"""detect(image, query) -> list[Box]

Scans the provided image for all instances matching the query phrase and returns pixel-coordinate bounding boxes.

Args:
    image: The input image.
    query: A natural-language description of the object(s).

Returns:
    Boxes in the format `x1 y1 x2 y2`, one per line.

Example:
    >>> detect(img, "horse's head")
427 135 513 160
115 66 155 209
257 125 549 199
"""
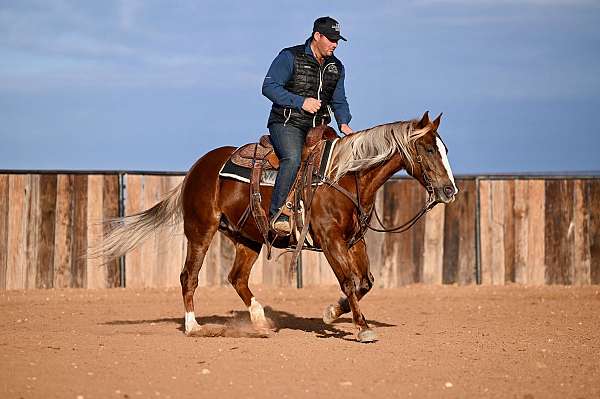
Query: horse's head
406 111 458 205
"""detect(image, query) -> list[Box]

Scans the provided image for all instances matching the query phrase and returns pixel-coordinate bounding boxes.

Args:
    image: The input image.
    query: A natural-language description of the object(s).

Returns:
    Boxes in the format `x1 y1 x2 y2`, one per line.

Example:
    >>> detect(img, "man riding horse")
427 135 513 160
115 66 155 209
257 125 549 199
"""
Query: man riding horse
263 16 354 235
91 17 459 343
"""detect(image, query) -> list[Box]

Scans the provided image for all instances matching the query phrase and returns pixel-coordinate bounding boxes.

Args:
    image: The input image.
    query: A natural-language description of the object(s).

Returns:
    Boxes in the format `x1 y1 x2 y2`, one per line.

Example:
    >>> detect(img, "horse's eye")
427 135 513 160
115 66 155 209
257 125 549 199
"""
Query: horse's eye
426 147 435 155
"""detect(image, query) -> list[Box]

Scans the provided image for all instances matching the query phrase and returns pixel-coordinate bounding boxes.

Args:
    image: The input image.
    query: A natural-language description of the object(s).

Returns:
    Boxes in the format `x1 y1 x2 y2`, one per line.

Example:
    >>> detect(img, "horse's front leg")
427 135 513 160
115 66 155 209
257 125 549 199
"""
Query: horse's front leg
322 239 374 325
321 236 377 343
323 239 374 324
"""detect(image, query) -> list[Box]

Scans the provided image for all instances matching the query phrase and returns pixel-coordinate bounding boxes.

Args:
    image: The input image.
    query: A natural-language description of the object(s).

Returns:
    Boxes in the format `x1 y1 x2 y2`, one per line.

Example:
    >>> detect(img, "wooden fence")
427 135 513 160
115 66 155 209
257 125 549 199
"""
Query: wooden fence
0 172 598 290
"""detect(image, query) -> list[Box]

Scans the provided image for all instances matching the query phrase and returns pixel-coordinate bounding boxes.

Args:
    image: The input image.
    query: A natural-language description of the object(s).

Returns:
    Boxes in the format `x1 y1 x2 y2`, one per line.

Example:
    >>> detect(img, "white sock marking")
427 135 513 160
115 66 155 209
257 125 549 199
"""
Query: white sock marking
249 297 267 324
185 311 199 333
436 137 458 193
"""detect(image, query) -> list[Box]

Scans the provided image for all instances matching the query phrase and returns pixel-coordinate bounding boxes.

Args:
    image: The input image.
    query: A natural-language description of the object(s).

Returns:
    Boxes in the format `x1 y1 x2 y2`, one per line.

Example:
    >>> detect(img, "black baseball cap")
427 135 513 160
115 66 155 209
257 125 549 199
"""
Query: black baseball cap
312 16 347 42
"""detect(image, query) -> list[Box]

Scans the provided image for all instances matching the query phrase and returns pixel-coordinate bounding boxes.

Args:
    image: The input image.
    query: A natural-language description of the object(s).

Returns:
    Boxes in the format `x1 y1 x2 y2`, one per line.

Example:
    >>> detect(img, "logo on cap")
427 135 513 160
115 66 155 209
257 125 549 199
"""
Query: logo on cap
332 23 340 32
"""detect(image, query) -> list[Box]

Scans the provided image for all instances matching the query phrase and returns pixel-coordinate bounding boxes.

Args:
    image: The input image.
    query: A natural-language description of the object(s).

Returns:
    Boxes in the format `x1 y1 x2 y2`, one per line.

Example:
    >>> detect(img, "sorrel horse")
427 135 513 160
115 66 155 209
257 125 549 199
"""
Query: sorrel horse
97 111 457 343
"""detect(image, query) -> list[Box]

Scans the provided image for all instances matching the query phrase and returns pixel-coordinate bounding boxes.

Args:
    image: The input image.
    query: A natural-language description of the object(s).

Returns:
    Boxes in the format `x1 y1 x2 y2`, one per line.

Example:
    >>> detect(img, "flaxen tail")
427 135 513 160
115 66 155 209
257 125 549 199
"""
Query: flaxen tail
88 181 184 260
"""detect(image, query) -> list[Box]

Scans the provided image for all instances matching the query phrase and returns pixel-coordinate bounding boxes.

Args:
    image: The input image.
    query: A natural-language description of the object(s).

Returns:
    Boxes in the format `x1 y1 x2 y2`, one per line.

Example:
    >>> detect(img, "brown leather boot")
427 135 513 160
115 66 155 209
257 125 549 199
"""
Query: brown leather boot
271 214 291 235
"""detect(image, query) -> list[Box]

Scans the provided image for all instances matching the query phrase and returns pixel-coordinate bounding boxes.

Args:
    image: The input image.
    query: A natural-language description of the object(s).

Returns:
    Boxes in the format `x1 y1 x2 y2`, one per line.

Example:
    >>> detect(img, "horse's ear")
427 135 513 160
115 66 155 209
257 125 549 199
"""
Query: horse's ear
417 111 430 129
432 112 443 130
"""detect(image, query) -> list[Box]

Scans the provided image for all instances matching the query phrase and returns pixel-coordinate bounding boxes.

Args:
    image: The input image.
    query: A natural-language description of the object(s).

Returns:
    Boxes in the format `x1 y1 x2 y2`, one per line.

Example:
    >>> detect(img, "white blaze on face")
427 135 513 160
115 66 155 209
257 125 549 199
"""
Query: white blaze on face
436 137 458 194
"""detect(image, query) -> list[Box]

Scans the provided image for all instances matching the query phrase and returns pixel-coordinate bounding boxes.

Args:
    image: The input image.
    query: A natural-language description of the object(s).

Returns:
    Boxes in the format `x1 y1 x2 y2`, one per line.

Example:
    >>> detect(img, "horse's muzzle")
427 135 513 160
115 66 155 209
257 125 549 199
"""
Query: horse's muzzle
434 185 457 204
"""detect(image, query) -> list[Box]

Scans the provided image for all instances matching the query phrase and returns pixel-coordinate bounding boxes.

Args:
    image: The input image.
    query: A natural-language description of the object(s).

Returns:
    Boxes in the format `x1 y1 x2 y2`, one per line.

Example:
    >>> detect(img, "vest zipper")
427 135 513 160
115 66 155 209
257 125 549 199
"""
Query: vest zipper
314 62 335 128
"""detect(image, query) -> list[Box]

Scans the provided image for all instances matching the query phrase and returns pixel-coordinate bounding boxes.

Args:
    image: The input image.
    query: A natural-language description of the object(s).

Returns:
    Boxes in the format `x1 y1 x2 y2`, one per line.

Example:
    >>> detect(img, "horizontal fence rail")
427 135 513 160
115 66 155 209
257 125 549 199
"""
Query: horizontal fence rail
0 172 598 290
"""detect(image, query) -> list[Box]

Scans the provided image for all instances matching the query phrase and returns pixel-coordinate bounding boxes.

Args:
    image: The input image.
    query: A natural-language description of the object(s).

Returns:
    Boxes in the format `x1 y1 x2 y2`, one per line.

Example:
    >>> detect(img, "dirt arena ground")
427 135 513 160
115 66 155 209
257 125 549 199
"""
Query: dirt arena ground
1 285 599 399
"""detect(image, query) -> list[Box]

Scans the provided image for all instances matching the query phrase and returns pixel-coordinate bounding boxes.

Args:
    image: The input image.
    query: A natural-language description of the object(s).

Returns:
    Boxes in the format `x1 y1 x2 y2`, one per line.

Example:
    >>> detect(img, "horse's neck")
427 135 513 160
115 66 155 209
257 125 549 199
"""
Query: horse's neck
357 153 405 207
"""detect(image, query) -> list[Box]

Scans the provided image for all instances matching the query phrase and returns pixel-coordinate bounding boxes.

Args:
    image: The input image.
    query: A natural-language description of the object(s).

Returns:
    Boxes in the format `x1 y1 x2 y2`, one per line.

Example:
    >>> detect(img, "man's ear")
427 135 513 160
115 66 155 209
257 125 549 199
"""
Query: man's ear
416 111 430 129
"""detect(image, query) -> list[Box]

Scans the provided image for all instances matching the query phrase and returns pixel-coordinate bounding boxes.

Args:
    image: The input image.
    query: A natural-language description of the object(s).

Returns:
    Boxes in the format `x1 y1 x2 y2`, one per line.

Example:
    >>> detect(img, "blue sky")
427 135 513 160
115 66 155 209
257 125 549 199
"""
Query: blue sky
1 0 599 173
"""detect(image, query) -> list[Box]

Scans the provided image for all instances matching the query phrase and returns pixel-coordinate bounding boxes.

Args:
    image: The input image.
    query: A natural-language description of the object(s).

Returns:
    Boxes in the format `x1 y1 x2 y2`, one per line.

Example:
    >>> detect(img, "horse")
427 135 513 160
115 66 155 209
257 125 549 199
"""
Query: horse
96 111 457 343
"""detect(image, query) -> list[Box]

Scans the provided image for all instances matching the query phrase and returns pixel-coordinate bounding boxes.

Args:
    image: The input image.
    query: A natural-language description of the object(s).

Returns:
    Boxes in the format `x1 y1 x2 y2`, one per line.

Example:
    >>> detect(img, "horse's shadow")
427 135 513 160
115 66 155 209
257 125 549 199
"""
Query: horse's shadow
103 307 396 341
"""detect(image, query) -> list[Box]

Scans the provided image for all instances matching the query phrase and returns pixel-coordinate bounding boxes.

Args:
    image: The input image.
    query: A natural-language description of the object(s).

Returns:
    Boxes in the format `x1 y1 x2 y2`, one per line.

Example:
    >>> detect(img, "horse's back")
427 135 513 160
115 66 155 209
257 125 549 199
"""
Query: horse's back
181 146 237 211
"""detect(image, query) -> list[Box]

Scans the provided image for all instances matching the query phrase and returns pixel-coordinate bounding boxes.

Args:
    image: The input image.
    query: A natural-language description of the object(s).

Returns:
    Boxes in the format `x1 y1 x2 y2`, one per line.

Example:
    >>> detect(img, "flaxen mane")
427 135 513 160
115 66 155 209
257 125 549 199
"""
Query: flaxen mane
328 120 430 182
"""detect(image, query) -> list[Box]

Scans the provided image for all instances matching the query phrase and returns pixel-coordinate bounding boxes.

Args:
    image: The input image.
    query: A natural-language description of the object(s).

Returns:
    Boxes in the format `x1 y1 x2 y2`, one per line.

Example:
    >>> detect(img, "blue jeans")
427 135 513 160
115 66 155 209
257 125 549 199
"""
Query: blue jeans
268 123 308 218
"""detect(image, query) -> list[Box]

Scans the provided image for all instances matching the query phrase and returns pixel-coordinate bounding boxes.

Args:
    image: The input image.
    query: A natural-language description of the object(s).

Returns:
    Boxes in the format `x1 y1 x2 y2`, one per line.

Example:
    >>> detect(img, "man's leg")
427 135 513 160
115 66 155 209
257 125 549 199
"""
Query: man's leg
268 123 306 231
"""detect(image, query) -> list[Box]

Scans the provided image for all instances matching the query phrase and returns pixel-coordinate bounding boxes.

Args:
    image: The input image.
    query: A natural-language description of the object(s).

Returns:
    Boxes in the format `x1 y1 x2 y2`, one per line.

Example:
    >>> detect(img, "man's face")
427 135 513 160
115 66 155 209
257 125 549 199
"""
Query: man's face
313 32 338 57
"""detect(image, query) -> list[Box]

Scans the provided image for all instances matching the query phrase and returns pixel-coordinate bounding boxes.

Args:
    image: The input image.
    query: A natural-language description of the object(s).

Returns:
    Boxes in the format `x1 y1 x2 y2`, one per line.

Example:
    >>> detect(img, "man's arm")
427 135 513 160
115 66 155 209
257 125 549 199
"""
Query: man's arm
329 63 353 134
262 50 305 110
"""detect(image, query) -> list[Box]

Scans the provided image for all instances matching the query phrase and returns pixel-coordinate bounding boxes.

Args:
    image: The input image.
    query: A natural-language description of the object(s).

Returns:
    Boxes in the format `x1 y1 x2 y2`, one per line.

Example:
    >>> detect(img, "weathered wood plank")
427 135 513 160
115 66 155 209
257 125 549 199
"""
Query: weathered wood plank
36 175 57 288
527 181 546 285
380 180 427 287
443 179 477 285
301 249 321 287
86 175 106 288
457 179 477 285
545 180 574 284
422 202 445 285
442 197 459 284
479 180 507 285
503 180 515 283
261 248 294 287
0 175 9 290
205 230 222 287
204 229 223 286
491 180 506 285
381 181 399 288
392 181 415 285
124 175 143 288
53 175 74 288
166 176 186 287
587 180 600 284
71 175 88 288
479 180 495 284
219 235 235 286
152 175 184 288
513 180 529 284
154 177 171 287
143 175 161 287
25 175 41 289
6 175 30 289
319 254 337 286
405 181 428 285
410 183 427 285
103 175 121 287
572 180 591 285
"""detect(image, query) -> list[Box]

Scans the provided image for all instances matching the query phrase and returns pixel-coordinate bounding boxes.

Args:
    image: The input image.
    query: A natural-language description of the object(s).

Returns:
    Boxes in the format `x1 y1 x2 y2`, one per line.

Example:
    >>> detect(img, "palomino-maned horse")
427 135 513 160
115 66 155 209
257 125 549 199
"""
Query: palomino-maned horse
97 111 457 343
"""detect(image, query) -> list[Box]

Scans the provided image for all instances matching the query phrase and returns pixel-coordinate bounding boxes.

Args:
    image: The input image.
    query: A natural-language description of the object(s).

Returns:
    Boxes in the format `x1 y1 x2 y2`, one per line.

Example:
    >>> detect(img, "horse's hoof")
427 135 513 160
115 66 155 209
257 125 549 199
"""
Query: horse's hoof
323 304 339 324
185 324 202 336
357 328 378 343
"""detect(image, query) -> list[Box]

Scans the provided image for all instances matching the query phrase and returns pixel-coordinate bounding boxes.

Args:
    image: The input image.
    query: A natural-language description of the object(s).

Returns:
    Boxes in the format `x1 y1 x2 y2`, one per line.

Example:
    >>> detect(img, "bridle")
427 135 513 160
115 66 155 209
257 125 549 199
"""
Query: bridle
315 129 439 247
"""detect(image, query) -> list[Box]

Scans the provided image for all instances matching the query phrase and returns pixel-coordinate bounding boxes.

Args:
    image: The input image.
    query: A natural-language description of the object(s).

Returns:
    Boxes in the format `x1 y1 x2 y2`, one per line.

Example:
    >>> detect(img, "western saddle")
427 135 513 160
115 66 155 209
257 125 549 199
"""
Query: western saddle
227 125 339 268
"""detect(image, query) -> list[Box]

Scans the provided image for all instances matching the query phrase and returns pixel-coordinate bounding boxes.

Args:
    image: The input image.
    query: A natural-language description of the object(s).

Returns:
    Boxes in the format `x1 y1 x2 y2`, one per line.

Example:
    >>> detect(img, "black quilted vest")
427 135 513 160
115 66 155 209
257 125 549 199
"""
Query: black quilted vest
268 43 342 131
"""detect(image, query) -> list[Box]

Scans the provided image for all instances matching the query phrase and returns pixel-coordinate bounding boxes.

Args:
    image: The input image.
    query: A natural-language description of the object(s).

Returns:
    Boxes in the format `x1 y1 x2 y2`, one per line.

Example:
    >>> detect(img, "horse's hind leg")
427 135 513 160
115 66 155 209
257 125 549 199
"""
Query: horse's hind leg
227 241 271 330
180 220 219 335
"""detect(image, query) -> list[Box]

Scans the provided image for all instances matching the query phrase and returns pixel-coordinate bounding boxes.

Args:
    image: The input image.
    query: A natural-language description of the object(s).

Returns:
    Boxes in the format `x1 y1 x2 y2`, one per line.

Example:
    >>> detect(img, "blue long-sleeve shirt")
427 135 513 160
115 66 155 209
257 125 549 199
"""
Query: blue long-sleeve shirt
262 39 352 127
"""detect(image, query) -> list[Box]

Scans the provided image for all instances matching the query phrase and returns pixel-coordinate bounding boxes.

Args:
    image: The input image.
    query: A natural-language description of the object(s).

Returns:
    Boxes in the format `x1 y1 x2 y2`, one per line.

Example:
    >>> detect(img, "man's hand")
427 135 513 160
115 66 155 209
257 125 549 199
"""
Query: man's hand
302 97 322 114
340 124 354 135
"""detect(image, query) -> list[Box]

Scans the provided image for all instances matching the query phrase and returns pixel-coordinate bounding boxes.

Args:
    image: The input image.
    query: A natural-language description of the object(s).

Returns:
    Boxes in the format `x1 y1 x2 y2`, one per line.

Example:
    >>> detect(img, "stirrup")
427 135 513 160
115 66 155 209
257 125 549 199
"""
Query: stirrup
270 215 291 236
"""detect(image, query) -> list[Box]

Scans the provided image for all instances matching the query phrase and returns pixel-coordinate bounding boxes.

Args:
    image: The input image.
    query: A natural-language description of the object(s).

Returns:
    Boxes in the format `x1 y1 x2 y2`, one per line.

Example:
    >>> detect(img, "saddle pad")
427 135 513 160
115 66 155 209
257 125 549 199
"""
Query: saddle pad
219 139 338 186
